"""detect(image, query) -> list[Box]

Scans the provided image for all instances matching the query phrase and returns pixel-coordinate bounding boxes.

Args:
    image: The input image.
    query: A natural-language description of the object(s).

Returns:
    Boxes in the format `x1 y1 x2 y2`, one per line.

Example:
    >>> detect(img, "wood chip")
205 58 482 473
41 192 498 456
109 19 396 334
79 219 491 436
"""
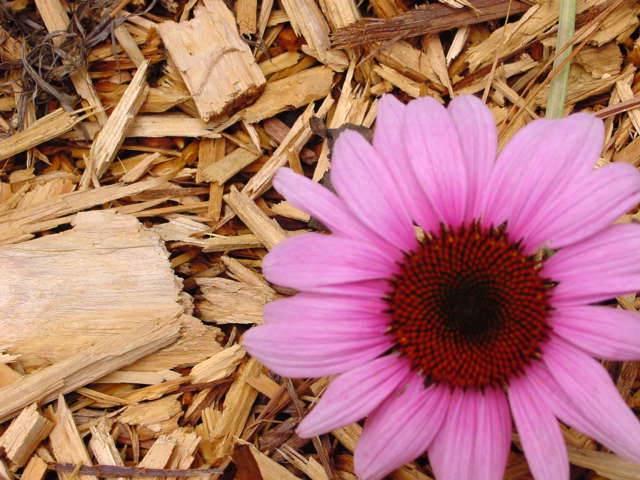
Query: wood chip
280 0 346 68
238 443 301 480
21 456 47 480
376 41 439 84
0 109 82 162
0 211 185 368
224 186 286 249
138 435 176 473
373 64 426 97
259 52 302 76
50 396 97 480
114 25 146 67
201 234 263 253
81 61 150 186
0 458 13 480
127 114 220 138
119 395 183 427
158 1 266 122
89 421 125 480
0 323 180 423
278 446 328 480
201 359 261 463
236 0 258 35
240 66 334 123
198 277 275 324
0 177 166 244
198 147 260 184
568 447 640 479
0 26 21 62
191 345 246 384
0 404 53 467
318 0 360 29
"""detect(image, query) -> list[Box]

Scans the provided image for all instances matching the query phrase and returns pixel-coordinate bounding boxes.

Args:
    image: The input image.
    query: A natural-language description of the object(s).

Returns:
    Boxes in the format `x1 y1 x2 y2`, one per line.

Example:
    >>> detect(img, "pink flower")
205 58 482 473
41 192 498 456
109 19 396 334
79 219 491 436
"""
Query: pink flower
242 94 640 480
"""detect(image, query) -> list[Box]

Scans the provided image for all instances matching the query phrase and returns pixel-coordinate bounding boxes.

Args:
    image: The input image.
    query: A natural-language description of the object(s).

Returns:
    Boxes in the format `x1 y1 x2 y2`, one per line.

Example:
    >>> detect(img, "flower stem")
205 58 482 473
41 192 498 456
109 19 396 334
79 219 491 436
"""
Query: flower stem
546 0 576 119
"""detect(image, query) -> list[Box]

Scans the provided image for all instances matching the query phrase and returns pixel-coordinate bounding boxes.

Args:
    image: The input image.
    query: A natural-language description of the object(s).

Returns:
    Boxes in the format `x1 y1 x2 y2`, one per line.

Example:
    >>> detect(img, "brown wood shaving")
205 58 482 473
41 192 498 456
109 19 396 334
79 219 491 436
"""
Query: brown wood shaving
50 463 223 477
331 0 530 48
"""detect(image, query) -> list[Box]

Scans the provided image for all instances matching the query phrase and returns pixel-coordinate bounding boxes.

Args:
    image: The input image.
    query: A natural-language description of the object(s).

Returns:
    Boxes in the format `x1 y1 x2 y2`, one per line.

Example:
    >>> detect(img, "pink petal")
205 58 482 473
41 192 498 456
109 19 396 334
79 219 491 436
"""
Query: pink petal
544 224 640 305
332 130 417 252
373 95 440 234
448 95 497 222
242 323 391 378
519 162 640 251
405 97 468 228
263 232 399 291
429 387 511 480
297 355 411 437
540 336 640 462
508 375 569 480
354 375 450 480
274 168 390 249
311 279 392 298
264 293 389 331
551 306 640 361
482 114 604 248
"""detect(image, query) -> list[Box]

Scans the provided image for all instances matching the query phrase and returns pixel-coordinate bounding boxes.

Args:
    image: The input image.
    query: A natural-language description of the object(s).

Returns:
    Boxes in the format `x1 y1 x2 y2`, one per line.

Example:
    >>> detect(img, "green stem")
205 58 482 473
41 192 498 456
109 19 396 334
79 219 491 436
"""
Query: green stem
546 0 576 119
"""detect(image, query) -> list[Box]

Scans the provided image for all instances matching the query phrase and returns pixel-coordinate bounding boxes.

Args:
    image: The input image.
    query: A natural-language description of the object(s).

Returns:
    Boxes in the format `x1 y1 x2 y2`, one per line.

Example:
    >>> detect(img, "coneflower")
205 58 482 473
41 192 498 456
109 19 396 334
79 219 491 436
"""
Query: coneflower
244 94 640 480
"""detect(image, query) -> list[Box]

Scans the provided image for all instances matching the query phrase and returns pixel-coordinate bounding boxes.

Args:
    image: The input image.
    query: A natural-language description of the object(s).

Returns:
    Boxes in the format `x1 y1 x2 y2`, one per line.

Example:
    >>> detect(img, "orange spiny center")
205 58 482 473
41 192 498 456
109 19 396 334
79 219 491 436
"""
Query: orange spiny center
386 223 552 389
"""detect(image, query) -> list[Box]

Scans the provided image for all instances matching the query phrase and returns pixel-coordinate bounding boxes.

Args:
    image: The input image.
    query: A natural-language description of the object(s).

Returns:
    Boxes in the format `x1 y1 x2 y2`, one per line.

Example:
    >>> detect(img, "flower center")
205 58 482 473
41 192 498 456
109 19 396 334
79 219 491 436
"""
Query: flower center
386 223 552 389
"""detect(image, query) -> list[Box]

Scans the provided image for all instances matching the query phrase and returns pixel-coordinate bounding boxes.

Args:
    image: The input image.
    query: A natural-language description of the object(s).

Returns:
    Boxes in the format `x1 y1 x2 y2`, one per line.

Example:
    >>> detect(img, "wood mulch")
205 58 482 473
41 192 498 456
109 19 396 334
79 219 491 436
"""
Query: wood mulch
1 0 640 479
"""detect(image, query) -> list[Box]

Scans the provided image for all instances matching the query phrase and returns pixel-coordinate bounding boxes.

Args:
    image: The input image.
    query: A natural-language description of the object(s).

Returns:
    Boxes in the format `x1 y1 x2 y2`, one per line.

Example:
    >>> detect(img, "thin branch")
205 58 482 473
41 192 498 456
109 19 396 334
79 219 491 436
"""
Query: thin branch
331 0 530 48
50 463 224 478
595 96 640 120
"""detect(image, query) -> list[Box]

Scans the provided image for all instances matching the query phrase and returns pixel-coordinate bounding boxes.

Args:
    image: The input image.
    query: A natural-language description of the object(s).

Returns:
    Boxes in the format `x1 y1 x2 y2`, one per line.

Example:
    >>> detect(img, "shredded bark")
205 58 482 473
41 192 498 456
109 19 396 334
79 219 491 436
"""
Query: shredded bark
332 0 530 48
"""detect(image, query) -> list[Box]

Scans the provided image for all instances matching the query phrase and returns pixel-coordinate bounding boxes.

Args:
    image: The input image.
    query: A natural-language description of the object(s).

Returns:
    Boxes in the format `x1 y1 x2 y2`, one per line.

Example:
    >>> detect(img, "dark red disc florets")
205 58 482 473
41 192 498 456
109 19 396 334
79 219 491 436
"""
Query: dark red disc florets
386 222 552 389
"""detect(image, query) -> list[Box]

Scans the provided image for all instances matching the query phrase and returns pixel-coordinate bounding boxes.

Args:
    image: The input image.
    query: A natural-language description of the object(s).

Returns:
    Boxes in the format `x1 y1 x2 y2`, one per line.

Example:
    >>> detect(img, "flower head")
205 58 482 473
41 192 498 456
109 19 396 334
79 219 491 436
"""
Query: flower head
243 94 640 480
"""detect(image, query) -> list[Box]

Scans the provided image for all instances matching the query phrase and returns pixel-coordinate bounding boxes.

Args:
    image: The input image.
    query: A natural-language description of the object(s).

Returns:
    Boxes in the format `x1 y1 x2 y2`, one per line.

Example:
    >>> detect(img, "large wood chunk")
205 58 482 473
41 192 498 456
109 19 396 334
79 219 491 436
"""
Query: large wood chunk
157 0 266 122
0 211 221 421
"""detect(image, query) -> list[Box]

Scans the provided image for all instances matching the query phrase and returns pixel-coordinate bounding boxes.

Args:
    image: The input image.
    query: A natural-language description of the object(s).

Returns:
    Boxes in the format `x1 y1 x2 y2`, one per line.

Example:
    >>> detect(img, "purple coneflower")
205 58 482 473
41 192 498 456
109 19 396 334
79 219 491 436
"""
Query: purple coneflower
243 94 640 480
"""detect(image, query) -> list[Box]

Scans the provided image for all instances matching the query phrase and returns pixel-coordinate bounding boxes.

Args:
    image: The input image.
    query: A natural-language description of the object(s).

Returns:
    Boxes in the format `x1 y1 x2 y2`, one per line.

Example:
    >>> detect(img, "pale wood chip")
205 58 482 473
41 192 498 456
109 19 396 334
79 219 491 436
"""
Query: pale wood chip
21 456 47 480
114 25 146 67
50 396 97 480
191 345 246 385
373 64 426 98
0 404 54 467
201 359 261 463
279 0 347 69
318 0 360 30
224 186 286 249
236 0 258 35
0 109 81 162
120 395 183 427
158 0 266 122
198 277 275 325
278 446 329 480
240 66 334 123
89 420 125 480
81 61 150 187
199 147 260 184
